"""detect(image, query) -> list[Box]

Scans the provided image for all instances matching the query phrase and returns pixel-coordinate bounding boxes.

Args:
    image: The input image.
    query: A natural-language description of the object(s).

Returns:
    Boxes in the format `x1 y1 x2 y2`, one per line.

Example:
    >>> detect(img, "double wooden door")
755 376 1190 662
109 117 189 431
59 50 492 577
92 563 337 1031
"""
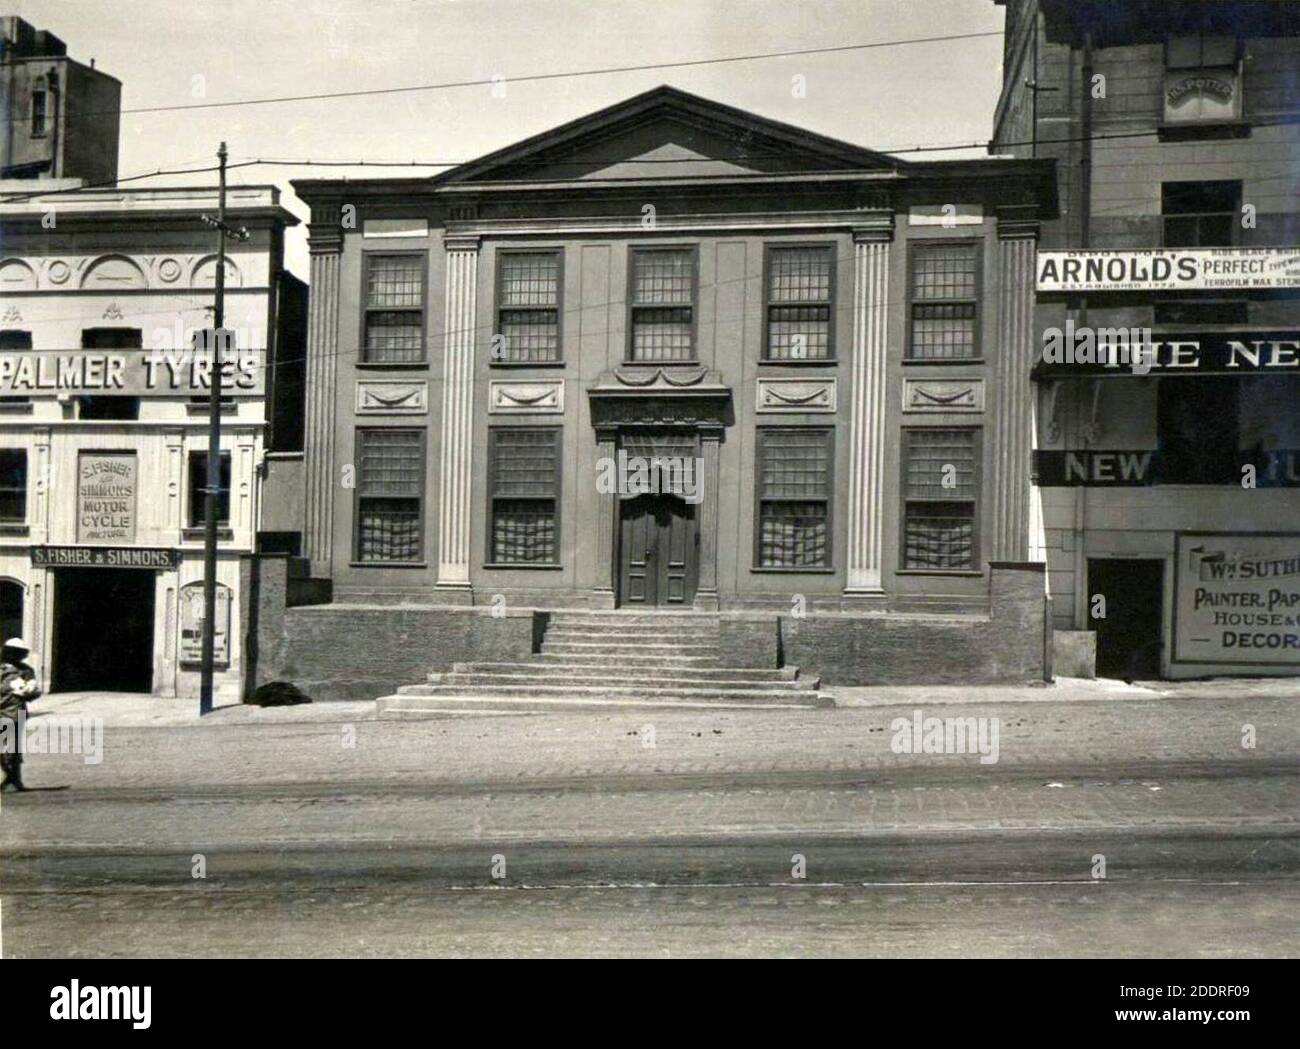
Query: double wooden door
619 493 697 606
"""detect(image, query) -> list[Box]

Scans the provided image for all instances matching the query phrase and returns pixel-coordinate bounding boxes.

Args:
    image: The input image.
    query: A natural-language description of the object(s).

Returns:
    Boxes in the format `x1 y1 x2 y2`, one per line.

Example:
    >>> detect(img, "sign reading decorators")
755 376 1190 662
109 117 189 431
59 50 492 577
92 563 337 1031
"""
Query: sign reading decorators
1175 533 1300 666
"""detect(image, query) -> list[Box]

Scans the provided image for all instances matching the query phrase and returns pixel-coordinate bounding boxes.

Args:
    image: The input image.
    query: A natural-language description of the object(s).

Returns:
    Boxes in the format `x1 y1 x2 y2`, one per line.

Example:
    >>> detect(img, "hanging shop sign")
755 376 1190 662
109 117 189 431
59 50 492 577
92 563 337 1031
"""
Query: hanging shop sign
1036 249 1300 293
1174 533 1300 666
76 451 138 543
0 348 264 396
30 546 180 568
179 581 231 666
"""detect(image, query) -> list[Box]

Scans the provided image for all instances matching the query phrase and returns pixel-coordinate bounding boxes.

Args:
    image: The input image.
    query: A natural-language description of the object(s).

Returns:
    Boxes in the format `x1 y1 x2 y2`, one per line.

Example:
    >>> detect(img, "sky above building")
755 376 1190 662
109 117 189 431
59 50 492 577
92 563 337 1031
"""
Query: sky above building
13 0 1007 277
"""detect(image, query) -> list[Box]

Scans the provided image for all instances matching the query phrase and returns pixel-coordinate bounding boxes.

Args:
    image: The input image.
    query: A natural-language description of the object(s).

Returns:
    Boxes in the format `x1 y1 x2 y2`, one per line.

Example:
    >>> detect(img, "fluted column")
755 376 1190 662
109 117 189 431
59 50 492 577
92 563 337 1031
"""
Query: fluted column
592 425 617 608
693 426 722 611
844 217 893 597
435 236 479 598
302 207 341 570
991 207 1040 562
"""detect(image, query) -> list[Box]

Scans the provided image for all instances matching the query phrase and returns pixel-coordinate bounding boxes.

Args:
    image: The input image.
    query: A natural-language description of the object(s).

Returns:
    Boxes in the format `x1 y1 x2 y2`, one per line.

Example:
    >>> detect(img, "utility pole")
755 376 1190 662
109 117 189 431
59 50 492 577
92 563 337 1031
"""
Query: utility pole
198 142 248 715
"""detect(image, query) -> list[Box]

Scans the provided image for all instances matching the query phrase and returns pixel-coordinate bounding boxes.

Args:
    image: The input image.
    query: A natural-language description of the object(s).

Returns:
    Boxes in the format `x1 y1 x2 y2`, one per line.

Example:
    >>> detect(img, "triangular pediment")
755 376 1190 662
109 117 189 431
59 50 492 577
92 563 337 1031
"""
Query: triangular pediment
436 86 900 185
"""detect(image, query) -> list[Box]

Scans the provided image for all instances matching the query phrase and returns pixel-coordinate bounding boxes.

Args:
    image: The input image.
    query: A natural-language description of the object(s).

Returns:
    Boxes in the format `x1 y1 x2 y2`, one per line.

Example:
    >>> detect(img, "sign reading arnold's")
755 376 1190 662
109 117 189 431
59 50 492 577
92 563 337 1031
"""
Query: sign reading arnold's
0 342 263 396
1037 248 1300 293
1175 533 1300 666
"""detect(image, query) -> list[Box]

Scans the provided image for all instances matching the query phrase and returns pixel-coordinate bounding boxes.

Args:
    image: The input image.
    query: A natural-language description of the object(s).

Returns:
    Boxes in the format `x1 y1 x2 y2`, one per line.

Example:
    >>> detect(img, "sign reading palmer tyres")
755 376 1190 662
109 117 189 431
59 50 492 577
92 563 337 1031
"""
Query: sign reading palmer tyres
0 349 264 396
1037 248 1300 293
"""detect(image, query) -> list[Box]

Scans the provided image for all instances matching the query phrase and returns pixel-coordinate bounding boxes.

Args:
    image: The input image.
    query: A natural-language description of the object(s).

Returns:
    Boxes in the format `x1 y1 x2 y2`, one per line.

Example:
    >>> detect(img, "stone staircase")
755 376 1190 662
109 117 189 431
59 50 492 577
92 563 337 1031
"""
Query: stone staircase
378 610 833 715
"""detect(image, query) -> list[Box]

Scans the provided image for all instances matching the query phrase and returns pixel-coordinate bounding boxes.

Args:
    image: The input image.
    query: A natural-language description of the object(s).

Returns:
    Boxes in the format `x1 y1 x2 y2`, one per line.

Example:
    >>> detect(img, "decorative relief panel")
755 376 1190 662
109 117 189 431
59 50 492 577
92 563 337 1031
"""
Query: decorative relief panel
488 379 563 414
355 380 429 415
902 378 985 413
756 378 837 414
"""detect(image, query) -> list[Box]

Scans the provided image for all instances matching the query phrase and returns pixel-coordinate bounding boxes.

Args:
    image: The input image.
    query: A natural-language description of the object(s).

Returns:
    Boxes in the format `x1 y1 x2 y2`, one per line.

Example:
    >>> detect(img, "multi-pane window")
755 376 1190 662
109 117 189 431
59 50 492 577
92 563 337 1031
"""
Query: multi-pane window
755 428 832 569
495 251 561 362
187 451 232 527
1162 181 1241 248
0 450 26 522
908 243 980 360
766 246 834 360
354 428 425 562
363 254 425 363
489 428 560 564
0 331 32 349
902 429 979 570
1166 34 1237 70
629 248 695 362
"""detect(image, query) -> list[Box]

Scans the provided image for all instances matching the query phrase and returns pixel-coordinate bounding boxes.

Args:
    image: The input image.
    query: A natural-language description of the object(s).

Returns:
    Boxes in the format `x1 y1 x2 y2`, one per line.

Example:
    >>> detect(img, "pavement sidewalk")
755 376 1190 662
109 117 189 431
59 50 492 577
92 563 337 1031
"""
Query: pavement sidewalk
26 676 1299 728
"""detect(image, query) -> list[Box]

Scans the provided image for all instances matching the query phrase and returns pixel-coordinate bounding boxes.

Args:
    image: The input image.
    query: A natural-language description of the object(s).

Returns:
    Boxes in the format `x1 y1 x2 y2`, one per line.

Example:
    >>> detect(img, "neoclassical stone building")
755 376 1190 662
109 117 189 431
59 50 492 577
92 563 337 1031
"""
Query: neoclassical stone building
289 87 1056 622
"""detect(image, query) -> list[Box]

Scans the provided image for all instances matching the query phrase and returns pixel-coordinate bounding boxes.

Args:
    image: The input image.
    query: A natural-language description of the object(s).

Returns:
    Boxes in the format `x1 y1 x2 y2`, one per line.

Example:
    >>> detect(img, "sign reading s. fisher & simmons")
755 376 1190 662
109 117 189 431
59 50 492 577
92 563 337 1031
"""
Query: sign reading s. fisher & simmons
77 452 138 543
1037 248 1300 293
1174 533 1300 666
29 546 179 569
0 348 264 397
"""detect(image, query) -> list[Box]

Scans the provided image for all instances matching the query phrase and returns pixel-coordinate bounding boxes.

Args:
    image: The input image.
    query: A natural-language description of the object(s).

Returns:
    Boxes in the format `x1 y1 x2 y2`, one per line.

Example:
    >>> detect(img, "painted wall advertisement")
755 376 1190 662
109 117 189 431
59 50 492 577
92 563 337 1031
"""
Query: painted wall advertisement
77 452 138 543
1175 533 1300 666
179 582 231 666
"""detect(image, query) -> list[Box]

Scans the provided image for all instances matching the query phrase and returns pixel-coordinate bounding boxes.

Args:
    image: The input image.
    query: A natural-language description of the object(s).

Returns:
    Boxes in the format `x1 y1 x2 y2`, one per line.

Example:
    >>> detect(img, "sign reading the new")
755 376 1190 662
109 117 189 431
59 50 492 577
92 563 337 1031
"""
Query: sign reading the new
1037 248 1300 293
0 341 264 396
77 452 138 543
1175 533 1300 666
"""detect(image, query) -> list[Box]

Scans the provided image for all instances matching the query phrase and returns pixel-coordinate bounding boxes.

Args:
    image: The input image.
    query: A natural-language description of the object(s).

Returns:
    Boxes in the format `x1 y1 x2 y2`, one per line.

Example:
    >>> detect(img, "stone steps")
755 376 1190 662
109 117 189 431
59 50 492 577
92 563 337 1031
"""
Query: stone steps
391 681 831 706
434 670 818 692
449 662 801 682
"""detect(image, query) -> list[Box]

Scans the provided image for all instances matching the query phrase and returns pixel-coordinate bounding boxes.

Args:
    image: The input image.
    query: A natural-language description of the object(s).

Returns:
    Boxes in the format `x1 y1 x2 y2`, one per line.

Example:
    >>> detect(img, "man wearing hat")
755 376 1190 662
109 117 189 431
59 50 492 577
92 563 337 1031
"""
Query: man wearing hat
0 637 40 792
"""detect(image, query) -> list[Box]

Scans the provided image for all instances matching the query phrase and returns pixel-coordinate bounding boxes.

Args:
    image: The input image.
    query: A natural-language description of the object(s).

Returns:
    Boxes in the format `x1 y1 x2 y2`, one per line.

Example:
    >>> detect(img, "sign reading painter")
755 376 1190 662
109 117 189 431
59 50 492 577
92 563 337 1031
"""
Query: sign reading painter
1037 248 1300 293
77 452 137 543
0 349 264 397
1175 533 1300 666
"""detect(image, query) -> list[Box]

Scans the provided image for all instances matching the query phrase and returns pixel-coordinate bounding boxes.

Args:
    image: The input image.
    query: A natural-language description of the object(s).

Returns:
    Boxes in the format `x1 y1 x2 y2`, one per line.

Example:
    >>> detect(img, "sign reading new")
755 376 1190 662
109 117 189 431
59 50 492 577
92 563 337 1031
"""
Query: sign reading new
1037 248 1300 293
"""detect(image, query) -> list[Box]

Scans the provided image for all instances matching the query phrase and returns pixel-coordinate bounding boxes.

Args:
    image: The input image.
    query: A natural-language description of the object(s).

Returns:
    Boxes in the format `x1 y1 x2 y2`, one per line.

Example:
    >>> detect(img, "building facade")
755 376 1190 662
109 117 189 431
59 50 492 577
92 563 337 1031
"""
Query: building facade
291 87 1056 621
0 16 121 183
994 0 1300 678
0 184 304 697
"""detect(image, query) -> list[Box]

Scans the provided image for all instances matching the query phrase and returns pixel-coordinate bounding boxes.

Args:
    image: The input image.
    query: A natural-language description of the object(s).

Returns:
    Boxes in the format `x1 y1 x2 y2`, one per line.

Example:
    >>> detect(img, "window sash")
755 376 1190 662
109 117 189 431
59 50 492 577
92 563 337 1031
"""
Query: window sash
629 249 695 362
755 428 833 568
188 451 231 527
901 429 980 570
0 449 26 522
489 427 560 564
765 245 834 361
495 252 562 363
908 243 980 360
363 255 425 363
354 428 425 561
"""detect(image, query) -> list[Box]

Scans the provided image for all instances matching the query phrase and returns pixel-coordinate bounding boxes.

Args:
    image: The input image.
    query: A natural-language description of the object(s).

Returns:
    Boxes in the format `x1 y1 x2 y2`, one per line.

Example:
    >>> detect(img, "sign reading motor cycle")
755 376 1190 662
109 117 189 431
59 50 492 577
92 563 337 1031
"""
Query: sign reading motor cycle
0 348 264 396
1037 248 1300 293
1175 533 1300 666
77 452 138 543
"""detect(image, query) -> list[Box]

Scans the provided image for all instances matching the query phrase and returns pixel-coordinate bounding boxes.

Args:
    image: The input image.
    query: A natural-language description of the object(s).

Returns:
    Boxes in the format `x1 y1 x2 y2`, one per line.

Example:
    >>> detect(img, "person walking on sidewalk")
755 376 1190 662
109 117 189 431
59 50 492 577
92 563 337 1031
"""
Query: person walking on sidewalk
0 637 40 792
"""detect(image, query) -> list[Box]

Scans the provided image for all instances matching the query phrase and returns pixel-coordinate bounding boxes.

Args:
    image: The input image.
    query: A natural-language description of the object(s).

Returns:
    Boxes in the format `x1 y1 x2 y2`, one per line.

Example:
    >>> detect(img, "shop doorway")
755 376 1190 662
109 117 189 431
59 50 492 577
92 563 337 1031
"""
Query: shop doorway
619 493 698 607
1088 559 1164 680
0 579 23 645
52 568 155 692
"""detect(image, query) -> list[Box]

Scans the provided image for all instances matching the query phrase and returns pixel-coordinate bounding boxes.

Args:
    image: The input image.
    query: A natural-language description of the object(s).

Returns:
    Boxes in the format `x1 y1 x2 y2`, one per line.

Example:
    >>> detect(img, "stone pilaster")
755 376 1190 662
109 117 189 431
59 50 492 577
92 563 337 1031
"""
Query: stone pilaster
991 207 1040 563
693 426 722 611
591 425 617 608
302 205 342 570
435 236 479 599
844 216 893 597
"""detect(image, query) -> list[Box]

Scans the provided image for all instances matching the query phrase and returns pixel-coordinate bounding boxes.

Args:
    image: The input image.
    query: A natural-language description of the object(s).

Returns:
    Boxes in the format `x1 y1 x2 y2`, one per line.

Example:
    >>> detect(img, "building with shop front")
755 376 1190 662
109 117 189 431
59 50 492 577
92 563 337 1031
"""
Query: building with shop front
0 183 306 696
993 0 1300 678
270 86 1059 697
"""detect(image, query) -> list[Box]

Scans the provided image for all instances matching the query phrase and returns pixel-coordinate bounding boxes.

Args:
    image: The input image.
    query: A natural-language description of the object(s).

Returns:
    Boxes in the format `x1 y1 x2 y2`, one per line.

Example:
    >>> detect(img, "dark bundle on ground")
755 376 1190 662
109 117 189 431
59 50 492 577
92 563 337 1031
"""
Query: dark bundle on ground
246 681 313 706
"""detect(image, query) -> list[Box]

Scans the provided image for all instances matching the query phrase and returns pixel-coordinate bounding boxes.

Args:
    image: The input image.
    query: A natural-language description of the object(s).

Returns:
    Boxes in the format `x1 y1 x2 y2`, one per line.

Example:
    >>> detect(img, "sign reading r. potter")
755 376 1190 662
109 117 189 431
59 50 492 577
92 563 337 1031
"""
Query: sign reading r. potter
0 347 264 396
596 451 703 503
